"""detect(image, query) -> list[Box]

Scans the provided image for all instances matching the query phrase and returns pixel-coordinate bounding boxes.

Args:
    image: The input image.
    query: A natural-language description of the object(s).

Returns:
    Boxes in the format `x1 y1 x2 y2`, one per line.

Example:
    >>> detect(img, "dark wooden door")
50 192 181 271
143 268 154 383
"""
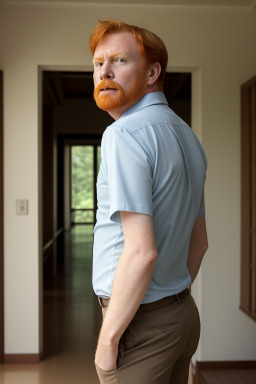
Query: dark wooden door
0 71 4 363
241 75 256 322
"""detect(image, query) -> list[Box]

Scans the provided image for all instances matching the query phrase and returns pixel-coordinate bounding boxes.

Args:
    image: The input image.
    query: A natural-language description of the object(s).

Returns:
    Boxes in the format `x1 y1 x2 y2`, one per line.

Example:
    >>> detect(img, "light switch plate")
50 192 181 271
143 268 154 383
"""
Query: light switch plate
16 199 29 215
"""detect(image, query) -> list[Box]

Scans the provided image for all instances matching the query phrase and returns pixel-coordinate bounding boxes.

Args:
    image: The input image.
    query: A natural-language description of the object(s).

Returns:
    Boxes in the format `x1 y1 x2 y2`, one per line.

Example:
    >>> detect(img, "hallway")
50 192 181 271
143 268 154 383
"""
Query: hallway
0 225 100 384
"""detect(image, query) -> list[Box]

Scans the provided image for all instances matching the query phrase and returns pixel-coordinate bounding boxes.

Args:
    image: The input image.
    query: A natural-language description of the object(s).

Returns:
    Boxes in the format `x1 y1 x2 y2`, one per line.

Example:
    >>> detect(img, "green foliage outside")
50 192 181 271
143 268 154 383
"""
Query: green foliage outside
71 145 101 223
97 146 101 174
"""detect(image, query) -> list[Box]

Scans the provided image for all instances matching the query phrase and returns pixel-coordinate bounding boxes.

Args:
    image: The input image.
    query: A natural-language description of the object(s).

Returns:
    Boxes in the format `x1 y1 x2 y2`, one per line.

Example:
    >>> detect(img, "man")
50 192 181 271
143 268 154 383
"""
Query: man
90 19 208 384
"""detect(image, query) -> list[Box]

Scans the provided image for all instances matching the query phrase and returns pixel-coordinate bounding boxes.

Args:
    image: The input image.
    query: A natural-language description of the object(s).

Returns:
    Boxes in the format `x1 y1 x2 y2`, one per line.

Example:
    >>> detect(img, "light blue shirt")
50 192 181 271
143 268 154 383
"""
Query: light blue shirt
93 92 207 303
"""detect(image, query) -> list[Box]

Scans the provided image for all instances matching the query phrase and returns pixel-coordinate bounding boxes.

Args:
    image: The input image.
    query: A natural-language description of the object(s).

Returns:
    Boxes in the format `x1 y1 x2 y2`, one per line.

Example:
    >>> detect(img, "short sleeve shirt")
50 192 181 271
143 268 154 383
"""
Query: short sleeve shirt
93 92 207 303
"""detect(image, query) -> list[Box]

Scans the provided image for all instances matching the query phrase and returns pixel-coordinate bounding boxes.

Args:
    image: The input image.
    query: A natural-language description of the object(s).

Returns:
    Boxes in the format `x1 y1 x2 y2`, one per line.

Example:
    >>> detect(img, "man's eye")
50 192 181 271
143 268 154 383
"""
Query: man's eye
115 58 125 63
95 62 103 67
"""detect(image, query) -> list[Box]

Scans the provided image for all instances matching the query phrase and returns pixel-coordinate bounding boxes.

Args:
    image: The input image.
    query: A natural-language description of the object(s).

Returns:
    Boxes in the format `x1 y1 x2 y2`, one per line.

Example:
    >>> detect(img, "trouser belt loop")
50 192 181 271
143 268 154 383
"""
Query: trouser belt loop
175 293 182 303
176 287 189 303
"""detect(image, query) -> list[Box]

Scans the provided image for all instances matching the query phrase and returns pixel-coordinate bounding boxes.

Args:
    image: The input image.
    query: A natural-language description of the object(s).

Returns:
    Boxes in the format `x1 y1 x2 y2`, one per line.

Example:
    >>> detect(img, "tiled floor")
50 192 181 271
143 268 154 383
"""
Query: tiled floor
0 225 193 384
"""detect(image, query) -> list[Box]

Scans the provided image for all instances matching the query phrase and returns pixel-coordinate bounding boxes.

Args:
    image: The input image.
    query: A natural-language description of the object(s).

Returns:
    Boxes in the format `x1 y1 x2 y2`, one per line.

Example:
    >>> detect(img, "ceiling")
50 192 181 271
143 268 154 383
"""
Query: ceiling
1 0 254 7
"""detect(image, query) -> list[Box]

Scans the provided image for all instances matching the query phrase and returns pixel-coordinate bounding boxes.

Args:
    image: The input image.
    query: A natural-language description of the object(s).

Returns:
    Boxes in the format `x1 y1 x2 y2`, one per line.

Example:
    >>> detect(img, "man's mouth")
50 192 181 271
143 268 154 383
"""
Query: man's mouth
100 87 117 92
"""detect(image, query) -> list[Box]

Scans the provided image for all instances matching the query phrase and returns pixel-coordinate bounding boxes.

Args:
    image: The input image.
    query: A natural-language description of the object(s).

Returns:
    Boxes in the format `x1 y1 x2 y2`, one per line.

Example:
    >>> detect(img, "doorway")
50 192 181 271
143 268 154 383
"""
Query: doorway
41 70 191 360
42 71 108 360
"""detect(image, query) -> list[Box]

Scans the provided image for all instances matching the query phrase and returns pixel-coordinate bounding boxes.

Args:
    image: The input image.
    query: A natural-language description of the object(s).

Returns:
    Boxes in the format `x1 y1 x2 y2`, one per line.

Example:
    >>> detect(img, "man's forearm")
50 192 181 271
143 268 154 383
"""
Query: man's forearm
187 216 208 283
95 211 158 371
187 246 206 283
101 247 157 340
95 246 157 370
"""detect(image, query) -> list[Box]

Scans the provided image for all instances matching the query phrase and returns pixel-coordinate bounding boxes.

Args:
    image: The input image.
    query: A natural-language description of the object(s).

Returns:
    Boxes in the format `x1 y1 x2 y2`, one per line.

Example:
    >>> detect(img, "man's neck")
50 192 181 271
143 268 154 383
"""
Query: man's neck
109 84 161 120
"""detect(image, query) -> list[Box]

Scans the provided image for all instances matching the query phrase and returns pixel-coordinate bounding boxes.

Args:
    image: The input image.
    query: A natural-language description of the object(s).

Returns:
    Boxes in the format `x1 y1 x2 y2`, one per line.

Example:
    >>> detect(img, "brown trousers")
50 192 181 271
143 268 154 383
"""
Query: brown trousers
96 293 200 384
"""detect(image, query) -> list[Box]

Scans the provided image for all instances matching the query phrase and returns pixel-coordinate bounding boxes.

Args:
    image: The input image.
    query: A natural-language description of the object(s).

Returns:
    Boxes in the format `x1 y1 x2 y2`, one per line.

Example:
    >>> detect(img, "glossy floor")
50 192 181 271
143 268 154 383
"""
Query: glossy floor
0 225 192 384
0 225 100 384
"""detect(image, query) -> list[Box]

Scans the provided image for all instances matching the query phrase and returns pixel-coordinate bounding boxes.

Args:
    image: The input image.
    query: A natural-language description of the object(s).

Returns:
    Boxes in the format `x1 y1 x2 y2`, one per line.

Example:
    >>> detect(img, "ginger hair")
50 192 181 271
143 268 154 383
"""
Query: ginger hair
89 19 168 91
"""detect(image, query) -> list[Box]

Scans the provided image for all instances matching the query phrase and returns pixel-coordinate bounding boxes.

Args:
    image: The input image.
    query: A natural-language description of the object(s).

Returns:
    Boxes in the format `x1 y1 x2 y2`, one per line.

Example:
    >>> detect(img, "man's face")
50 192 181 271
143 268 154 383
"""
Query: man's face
93 31 150 119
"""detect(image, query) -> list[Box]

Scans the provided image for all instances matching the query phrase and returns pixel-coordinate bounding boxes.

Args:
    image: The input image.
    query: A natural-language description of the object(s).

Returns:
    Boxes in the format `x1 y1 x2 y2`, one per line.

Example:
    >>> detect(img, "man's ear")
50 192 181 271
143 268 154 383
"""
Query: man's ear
147 62 161 86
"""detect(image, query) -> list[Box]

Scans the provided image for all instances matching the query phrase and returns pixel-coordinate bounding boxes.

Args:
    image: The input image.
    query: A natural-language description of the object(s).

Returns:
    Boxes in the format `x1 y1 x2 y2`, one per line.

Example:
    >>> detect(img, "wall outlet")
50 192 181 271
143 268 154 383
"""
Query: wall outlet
16 199 29 215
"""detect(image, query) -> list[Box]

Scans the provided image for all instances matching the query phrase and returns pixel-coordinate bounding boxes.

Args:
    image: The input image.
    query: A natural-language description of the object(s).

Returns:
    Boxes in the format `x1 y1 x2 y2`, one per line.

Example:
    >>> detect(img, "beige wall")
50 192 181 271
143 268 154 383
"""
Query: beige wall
0 1 256 359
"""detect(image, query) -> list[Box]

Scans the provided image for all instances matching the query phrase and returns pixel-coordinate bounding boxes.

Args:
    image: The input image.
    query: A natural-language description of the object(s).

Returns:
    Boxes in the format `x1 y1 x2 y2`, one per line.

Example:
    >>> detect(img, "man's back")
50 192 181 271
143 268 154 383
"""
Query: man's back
93 92 207 302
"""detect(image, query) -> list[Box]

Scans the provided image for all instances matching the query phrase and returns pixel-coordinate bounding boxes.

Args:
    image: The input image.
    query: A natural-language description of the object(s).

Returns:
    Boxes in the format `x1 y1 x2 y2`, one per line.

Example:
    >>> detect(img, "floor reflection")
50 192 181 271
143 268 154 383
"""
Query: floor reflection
0 225 100 384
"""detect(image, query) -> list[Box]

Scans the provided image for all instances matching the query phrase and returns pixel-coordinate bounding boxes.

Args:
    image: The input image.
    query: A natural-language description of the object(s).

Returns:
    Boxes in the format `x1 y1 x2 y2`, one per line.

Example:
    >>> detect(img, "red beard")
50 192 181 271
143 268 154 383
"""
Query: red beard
93 70 148 113
93 79 123 111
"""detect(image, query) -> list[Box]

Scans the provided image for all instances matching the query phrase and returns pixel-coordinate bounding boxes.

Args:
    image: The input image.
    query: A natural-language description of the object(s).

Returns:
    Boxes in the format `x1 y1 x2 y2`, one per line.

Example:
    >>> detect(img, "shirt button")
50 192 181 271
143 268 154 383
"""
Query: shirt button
162 328 167 333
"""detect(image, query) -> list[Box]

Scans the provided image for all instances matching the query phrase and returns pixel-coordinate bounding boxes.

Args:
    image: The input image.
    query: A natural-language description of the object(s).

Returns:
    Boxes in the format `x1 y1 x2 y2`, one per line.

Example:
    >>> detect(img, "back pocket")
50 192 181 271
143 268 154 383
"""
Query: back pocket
146 321 180 333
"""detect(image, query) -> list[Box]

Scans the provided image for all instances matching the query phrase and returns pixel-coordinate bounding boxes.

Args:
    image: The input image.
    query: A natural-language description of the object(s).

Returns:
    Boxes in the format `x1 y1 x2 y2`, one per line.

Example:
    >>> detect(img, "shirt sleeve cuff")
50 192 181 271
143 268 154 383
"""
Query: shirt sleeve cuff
110 202 153 223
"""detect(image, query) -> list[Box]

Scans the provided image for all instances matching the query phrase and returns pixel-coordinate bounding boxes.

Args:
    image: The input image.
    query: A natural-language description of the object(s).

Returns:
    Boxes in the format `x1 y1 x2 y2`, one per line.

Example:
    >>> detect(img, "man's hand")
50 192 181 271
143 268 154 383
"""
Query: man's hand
95 333 118 371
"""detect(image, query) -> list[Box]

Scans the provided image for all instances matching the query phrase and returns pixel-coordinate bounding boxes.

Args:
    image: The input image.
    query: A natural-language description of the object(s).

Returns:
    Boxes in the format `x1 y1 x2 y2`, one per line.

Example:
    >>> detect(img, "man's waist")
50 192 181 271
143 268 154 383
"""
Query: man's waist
98 288 190 313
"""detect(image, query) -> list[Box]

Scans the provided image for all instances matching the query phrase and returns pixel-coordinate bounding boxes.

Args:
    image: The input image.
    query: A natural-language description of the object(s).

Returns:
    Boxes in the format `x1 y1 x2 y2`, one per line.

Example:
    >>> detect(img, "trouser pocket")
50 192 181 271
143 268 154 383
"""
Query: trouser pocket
95 363 118 384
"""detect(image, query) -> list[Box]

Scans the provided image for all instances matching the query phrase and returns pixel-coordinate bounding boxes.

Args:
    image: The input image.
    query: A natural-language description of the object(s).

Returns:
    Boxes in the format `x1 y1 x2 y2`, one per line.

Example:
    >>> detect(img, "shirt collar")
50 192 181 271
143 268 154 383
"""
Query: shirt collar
120 92 168 119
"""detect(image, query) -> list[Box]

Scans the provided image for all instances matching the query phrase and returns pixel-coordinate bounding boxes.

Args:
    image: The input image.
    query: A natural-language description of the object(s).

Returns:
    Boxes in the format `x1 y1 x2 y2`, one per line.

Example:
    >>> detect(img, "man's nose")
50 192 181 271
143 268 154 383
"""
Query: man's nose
100 61 114 80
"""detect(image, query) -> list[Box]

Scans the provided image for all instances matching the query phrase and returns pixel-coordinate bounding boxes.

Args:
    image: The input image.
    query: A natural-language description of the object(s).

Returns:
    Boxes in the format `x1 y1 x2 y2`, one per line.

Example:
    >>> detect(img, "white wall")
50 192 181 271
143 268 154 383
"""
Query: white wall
0 1 256 359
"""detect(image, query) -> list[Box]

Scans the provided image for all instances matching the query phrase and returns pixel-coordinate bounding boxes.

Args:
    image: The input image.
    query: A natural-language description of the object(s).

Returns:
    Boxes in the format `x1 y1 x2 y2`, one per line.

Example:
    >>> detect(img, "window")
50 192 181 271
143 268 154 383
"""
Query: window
241 75 256 321
71 145 101 225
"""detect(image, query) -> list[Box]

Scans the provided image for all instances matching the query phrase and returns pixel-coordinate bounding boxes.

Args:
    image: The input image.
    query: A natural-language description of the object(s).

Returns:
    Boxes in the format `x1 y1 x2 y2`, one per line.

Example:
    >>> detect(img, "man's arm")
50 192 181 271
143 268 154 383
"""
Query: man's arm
186 197 208 283
95 211 158 371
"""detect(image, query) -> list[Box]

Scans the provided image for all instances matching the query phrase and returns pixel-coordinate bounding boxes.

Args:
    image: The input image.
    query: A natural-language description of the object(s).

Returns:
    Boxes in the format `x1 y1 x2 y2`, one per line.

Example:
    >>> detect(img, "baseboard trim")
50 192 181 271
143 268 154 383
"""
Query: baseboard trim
191 361 197 384
196 360 256 370
194 360 256 384
4 354 41 364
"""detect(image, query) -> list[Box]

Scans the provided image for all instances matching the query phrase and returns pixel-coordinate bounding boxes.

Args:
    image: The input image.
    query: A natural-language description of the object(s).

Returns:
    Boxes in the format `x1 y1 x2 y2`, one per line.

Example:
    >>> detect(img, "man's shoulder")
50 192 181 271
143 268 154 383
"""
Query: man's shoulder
109 104 186 134
103 112 146 138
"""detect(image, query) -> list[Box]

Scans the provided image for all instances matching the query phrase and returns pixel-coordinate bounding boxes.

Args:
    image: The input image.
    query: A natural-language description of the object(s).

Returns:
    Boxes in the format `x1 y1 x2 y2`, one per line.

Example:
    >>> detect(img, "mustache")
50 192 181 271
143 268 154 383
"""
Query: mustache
94 80 121 95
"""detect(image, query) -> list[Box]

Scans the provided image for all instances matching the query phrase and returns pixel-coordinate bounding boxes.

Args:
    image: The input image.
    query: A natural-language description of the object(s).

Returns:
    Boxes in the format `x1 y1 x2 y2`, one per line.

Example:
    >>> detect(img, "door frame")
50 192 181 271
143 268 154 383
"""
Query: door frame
0 71 4 363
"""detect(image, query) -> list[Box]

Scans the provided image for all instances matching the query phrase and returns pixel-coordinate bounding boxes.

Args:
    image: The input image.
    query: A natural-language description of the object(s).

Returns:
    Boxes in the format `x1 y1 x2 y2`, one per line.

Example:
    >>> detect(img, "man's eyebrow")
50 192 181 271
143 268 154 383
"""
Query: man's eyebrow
93 51 130 63
92 56 103 64
109 51 129 58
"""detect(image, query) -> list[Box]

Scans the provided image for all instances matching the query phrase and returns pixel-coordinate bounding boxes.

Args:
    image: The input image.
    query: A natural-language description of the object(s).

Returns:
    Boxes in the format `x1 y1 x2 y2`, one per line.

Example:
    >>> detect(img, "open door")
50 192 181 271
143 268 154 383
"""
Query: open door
0 71 4 363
